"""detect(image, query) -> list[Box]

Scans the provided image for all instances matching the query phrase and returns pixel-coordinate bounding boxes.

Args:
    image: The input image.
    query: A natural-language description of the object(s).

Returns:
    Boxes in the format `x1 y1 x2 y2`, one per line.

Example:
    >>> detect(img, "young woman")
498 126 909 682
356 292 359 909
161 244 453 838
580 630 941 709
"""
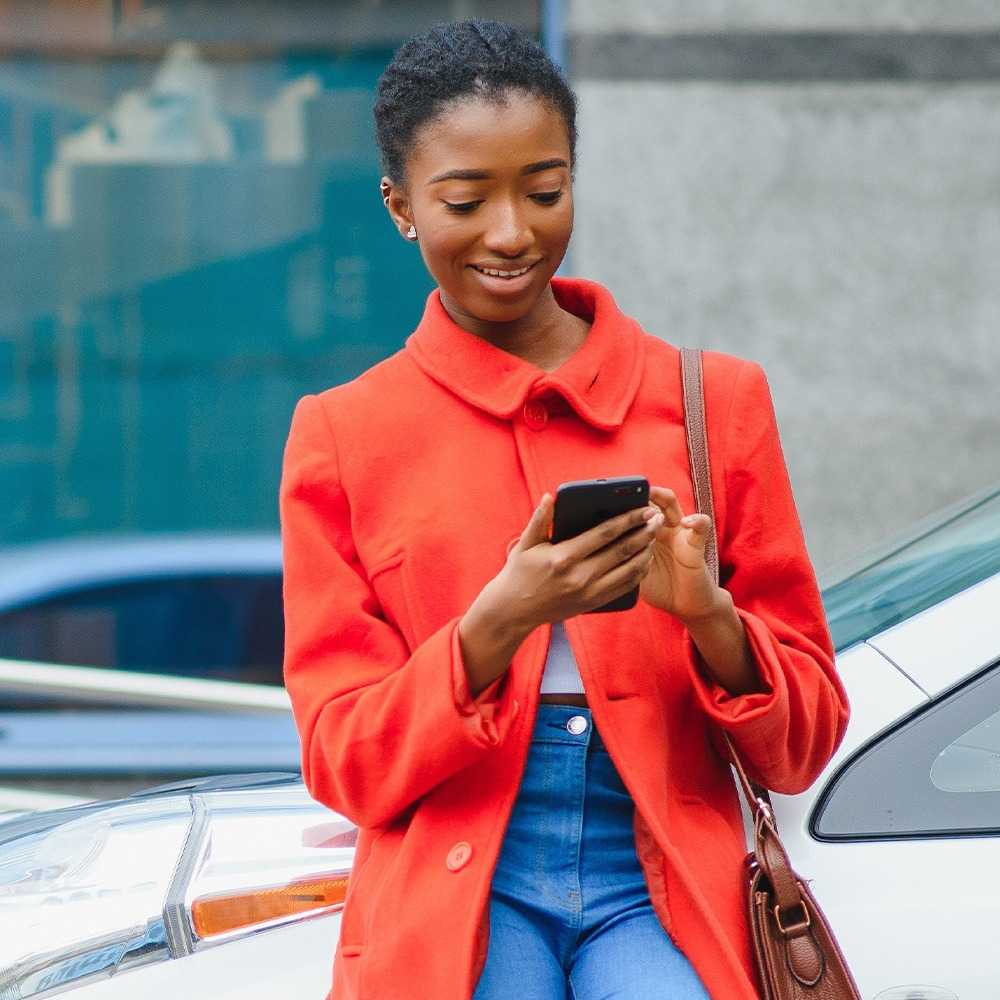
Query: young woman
280 19 850 1000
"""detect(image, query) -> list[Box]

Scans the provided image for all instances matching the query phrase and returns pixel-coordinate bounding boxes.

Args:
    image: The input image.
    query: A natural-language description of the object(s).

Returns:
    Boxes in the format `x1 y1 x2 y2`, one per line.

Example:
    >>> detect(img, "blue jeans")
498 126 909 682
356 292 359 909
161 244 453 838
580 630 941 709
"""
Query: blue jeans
473 704 711 1000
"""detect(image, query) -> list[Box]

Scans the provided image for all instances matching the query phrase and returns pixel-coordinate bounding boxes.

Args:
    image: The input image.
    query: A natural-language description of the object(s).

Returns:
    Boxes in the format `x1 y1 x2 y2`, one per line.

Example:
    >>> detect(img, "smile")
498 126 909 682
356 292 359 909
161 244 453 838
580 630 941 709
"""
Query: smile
470 261 538 279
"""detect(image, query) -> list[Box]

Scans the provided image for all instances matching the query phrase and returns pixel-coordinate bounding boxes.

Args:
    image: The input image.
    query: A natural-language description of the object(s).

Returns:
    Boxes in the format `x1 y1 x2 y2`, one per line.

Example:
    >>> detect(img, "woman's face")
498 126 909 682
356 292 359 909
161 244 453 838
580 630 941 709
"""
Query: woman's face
382 91 574 329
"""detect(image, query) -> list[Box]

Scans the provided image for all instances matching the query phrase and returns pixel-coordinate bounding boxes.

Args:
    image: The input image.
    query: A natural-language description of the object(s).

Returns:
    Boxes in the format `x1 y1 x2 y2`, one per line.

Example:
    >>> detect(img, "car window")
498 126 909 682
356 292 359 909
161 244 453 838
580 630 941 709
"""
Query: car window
930 709 1000 794
813 659 1000 840
0 574 283 685
821 486 1000 651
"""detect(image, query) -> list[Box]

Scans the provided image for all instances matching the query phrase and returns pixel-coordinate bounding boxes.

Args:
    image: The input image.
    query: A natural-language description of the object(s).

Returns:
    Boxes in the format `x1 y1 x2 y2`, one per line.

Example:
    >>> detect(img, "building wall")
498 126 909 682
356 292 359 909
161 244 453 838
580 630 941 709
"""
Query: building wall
567 2 1000 572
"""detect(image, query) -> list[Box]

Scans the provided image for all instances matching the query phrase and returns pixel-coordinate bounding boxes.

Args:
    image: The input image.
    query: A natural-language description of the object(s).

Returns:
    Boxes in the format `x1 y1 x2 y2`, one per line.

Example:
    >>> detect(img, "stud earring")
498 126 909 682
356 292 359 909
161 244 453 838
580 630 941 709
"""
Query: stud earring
406 225 417 241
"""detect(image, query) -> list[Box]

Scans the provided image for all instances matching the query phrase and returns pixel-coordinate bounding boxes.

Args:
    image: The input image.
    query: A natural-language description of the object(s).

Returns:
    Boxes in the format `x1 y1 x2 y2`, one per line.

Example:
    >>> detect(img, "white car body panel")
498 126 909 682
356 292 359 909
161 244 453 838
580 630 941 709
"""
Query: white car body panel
868 571 1000 697
773 580 1000 1000
70 913 339 999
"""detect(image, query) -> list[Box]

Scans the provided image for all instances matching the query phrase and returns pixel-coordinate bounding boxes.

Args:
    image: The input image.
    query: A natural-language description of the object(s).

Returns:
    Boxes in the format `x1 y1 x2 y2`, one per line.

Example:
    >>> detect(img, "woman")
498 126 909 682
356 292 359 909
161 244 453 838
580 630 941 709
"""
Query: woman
280 19 850 1000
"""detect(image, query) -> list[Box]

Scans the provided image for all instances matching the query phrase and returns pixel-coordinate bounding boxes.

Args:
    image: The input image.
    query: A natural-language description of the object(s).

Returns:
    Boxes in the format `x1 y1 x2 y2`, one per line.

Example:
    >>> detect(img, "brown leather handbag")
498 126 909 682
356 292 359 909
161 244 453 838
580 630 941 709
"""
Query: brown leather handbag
679 347 863 1000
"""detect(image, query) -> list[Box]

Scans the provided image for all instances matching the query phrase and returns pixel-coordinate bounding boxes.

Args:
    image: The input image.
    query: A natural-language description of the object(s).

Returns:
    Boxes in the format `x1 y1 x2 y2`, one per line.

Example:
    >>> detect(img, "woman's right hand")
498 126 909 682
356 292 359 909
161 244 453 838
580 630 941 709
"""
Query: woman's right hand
457 494 664 697
480 493 665 635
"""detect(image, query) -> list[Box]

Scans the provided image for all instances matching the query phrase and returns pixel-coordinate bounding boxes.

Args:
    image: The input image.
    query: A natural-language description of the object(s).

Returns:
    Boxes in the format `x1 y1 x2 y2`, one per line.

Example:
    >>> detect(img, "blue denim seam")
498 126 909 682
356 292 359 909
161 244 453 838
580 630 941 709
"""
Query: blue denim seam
567 741 586 950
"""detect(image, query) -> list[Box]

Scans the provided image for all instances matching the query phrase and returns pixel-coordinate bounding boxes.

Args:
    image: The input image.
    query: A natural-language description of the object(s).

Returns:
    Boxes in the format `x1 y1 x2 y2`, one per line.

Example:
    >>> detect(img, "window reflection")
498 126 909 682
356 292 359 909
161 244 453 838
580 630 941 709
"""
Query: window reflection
1 22 439 544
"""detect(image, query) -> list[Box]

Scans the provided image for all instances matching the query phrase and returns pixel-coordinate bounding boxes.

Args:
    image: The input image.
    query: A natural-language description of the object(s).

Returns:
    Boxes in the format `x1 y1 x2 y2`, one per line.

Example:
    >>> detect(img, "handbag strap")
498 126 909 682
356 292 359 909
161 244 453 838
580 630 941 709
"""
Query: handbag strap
681 348 862 991
679 348 720 585
679 347 773 815
679 347 810 917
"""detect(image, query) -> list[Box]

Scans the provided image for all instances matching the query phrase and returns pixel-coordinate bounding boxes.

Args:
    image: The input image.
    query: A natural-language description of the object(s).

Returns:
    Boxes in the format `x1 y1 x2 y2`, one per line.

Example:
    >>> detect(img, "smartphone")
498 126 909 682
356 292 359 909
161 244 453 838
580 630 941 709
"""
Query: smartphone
551 475 650 612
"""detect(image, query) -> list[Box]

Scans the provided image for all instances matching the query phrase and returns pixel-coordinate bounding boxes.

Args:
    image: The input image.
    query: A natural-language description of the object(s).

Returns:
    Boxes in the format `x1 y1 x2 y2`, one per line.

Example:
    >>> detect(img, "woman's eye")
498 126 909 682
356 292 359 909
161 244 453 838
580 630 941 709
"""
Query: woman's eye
530 190 563 205
443 200 481 214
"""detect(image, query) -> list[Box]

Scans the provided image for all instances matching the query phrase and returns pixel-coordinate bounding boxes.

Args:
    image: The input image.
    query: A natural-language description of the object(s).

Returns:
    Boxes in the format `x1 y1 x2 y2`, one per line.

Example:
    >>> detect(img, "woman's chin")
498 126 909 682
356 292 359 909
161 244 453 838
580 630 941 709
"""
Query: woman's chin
443 274 553 326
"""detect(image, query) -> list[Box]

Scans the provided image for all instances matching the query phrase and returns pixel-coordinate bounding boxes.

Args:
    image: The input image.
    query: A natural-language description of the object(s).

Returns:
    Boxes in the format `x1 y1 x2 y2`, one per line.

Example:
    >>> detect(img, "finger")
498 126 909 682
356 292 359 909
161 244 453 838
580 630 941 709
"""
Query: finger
649 486 685 528
561 504 657 561
513 493 554 552
584 512 663 579
583 540 655 610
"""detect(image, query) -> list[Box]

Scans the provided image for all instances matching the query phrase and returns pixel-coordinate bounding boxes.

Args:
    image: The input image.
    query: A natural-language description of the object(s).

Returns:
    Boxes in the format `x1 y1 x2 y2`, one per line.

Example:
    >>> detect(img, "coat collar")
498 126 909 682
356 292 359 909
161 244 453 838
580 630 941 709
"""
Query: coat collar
404 277 646 431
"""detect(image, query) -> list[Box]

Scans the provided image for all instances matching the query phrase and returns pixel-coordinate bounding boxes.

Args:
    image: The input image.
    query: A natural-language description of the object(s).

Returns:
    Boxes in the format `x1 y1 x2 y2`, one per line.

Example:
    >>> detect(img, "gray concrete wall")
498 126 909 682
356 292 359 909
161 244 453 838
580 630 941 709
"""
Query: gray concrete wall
567 5 1000 573
569 2 1000 32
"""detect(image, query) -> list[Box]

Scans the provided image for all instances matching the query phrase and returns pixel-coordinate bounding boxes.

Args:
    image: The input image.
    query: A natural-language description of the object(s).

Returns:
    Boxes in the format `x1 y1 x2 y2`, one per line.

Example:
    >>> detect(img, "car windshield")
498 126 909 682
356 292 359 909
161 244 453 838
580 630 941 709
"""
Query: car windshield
820 484 1000 652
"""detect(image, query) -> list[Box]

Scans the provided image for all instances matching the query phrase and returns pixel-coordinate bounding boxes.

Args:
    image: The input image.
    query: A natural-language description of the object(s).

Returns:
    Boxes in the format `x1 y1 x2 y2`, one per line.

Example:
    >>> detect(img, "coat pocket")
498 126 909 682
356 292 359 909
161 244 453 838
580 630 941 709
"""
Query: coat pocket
367 551 417 652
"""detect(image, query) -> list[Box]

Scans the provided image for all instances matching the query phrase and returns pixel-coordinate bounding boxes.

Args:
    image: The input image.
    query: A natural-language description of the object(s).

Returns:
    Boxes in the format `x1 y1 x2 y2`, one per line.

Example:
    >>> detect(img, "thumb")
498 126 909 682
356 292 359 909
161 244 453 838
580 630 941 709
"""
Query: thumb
514 493 554 552
680 513 713 551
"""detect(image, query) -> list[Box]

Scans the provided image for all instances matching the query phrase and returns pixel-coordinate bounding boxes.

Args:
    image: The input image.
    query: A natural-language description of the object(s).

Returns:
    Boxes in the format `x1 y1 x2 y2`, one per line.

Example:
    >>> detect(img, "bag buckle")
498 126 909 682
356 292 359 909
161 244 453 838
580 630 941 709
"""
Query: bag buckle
773 902 811 935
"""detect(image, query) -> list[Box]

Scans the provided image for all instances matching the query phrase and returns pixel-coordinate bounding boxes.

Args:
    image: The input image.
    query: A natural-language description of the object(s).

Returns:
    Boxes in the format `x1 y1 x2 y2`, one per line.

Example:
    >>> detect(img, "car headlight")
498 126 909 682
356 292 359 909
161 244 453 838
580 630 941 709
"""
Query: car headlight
0 796 190 997
0 782 355 997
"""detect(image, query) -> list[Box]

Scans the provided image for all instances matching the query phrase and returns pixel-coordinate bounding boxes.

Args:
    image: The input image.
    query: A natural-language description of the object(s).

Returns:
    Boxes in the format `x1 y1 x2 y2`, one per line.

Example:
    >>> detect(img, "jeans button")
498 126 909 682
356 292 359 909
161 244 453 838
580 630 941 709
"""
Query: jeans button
566 715 588 735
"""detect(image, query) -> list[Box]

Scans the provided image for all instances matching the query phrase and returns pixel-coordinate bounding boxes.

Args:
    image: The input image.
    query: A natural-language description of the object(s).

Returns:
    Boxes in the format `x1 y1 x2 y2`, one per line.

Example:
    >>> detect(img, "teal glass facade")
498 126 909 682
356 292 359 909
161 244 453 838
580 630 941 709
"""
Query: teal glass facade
1 48 435 542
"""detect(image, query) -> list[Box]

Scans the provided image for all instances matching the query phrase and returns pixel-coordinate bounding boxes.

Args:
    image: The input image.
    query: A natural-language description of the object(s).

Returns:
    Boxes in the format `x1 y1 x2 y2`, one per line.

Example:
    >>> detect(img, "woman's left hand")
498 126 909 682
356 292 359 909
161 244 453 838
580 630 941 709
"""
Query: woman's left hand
639 486 724 623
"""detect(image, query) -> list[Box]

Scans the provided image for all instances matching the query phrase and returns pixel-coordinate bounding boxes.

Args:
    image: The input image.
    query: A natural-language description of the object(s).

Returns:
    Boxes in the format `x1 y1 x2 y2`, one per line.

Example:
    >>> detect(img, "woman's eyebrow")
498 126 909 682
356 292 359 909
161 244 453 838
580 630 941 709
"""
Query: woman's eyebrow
426 158 569 185
522 158 569 176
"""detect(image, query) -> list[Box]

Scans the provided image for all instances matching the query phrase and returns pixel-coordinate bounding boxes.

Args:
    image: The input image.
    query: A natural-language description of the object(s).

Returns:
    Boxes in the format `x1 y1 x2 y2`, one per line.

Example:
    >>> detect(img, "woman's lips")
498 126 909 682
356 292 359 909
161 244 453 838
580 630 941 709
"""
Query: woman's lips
467 259 541 293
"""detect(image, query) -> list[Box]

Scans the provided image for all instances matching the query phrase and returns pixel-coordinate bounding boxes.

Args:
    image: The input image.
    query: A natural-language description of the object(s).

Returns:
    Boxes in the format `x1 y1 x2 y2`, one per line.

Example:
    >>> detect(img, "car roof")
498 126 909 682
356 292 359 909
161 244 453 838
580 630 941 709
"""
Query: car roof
0 532 282 608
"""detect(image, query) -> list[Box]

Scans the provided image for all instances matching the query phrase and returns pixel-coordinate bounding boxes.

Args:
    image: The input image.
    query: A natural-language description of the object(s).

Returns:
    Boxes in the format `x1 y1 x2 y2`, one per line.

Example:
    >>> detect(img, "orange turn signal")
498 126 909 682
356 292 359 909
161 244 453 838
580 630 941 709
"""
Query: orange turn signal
191 873 351 938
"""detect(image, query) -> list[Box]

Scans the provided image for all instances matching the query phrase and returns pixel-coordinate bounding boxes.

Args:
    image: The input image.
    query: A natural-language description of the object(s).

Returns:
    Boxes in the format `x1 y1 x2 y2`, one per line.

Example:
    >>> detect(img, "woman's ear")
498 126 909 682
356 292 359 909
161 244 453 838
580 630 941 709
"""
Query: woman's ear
380 176 417 243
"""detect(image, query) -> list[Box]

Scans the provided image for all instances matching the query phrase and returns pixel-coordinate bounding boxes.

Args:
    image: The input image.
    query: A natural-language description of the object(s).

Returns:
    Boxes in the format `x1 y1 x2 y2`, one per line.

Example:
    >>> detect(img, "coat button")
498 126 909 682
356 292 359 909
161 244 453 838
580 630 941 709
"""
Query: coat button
446 841 473 871
522 401 548 430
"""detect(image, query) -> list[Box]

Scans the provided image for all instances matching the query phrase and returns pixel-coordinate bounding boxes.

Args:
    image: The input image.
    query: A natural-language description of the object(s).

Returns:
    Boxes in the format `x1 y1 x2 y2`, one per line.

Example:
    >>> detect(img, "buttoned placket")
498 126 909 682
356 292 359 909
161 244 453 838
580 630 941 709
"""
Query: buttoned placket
512 390 555 526
508 386 601 708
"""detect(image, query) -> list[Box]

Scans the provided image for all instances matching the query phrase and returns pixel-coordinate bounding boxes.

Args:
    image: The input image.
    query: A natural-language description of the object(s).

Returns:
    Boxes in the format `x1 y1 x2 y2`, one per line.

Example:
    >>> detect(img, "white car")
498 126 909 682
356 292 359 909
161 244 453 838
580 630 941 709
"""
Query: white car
2 485 999 999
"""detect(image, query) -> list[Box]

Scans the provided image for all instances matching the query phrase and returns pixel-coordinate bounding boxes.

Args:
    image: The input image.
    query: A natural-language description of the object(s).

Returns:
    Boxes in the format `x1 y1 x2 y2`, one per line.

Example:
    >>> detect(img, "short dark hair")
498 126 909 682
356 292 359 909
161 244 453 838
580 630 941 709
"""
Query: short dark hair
374 19 578 184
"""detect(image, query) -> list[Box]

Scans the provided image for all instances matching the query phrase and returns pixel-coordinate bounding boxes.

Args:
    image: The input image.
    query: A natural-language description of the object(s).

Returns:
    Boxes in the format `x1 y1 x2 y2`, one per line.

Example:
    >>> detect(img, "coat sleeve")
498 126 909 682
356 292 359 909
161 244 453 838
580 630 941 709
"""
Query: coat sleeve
681 361 850 795
280 394 516 829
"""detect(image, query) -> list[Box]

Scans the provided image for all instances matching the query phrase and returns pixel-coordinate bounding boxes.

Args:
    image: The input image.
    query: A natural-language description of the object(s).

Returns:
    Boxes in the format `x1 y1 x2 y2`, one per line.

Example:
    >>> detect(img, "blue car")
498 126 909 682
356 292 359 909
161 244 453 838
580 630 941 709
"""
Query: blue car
0 533 300 798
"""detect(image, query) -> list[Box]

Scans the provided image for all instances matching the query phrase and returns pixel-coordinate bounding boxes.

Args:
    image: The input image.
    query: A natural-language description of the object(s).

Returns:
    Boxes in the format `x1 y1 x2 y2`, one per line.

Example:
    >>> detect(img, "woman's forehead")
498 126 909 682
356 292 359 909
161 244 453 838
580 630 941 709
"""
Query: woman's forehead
408 93 571 181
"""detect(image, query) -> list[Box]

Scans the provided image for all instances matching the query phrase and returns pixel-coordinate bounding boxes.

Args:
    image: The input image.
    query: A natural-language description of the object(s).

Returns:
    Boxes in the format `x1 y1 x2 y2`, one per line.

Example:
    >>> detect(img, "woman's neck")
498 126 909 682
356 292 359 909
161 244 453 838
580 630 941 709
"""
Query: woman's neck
439 284 591 373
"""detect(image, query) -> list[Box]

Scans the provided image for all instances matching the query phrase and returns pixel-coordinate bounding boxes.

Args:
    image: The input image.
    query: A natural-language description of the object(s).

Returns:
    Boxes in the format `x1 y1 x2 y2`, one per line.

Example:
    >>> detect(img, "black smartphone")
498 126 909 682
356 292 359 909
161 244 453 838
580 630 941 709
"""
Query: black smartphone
551 475 650 612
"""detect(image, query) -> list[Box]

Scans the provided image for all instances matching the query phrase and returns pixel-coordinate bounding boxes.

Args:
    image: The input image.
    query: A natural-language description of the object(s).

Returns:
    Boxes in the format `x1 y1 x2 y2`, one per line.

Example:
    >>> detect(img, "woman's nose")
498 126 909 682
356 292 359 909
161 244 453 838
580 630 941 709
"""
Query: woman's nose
482 202 531 256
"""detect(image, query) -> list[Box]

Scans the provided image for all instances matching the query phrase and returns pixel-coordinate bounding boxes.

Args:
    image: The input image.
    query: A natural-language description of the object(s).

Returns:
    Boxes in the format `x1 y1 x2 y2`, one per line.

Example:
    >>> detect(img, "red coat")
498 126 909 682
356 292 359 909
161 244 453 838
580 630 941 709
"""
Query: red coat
280 277 849 1000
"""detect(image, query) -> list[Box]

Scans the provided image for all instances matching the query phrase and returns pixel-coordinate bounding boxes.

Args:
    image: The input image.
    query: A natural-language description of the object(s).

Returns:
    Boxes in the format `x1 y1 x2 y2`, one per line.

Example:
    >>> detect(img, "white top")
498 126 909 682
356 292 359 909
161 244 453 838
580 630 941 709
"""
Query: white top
538 621 585 694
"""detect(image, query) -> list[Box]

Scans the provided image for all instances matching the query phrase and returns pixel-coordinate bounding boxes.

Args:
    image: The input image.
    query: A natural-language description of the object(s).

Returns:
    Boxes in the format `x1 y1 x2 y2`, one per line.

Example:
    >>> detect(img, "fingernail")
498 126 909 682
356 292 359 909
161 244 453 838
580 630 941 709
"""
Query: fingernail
642 507 657 521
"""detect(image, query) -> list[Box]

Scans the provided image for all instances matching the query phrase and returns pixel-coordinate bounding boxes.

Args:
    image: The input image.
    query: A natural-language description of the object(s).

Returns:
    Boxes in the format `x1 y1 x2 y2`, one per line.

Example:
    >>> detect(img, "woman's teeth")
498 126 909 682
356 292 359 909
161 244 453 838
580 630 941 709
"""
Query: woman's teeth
473 264 533 278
